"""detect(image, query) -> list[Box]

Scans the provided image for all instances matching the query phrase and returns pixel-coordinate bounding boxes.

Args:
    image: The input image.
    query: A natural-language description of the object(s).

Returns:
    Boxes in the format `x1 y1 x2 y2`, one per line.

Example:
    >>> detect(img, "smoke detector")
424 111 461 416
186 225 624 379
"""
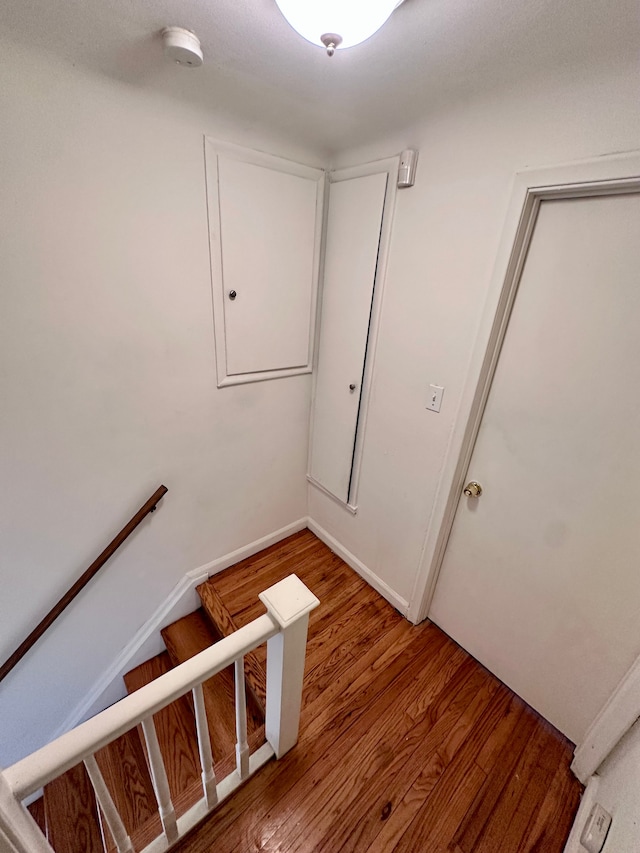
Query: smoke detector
162 27 203 67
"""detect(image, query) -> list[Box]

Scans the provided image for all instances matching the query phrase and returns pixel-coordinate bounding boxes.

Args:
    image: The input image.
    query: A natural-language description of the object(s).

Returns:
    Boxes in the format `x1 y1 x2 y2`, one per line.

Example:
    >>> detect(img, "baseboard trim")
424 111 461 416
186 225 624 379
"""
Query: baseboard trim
53 517 308 738
306 518 409 616
53 567 209 739
562 773 599 852
195 518 309 579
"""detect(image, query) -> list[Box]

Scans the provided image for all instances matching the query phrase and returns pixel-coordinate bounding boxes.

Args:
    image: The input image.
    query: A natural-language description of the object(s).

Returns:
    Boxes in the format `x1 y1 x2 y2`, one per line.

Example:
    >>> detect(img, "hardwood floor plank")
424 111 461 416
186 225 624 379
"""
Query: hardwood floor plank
302 590 385 676
495 727 571 853
207 636 470 852
298 663 498 853
471 722 564 853
520 759 583 853
171 532 582 853
404 644 469 724
365 751 447 853
176 625 453 852
262 662 482 853
474 693 527 773
453 700 538 851
390 685 514 853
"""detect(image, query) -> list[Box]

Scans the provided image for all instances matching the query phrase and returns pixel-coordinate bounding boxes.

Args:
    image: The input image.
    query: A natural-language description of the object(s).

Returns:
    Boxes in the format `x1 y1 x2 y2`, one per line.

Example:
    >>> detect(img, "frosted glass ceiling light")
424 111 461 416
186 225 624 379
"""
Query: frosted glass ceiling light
274 0 403 56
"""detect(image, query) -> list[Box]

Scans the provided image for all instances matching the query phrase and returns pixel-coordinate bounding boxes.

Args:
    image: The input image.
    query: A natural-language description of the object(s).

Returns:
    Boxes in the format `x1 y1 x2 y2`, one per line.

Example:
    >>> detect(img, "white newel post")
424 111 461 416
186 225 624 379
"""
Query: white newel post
0 771 55 853
259 575 320 759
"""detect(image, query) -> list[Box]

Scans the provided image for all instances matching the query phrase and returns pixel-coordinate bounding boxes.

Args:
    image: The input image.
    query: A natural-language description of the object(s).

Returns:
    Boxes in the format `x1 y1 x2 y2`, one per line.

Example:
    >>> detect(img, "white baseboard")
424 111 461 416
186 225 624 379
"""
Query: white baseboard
54 517 308 738
193 518 308 578
306 518 409 616
563 773 598 853
53 567 209 738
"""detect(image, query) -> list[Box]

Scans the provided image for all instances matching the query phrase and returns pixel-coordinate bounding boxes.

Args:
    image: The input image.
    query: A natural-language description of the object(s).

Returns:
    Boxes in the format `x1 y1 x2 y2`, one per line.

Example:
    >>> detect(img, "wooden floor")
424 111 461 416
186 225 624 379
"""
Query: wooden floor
177 530 583 853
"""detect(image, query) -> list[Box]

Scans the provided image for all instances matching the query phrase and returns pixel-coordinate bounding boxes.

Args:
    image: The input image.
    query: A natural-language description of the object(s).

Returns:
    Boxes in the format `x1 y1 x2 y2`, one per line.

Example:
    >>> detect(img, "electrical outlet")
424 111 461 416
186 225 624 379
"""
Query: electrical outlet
580 803 612 853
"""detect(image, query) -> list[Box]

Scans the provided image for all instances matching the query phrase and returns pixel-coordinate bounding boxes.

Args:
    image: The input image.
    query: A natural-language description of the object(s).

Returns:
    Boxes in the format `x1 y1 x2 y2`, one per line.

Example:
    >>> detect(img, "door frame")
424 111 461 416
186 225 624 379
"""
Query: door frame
408 151 640 779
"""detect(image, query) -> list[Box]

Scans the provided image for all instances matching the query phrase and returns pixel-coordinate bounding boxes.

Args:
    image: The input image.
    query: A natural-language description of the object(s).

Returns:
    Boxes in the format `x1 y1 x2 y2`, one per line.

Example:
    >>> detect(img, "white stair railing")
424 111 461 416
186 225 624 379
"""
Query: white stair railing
0 574 319 853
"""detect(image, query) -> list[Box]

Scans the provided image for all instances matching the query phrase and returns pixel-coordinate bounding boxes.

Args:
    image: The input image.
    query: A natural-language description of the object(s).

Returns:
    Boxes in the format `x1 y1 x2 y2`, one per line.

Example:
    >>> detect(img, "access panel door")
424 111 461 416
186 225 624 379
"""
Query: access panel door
205 141 324 386
431 191 640 743
309 171 388 504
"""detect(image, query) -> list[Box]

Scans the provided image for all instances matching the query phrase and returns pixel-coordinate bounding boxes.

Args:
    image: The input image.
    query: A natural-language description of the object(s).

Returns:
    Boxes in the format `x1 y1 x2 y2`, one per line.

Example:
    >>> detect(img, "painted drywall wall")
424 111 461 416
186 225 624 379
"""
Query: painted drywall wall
565 721 640 852
309 59 640 612
0 37 321 767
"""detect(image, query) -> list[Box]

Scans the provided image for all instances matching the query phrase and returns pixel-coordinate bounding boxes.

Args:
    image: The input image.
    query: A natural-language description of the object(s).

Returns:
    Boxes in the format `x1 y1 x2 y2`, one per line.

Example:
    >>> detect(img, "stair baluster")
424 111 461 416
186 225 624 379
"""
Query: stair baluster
83 755 134 853
140 717 178 845
192 683 218 808
234 658 250 780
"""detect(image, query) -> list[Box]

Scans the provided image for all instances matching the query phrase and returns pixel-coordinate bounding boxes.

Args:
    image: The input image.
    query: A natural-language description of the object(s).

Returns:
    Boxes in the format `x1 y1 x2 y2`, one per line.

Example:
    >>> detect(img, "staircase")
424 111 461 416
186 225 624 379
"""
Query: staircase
10 534 319 853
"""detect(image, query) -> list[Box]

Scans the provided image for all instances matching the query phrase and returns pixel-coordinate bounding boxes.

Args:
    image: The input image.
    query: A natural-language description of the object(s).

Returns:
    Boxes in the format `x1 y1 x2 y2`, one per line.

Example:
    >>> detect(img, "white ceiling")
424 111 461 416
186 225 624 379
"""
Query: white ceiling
3 0 639 155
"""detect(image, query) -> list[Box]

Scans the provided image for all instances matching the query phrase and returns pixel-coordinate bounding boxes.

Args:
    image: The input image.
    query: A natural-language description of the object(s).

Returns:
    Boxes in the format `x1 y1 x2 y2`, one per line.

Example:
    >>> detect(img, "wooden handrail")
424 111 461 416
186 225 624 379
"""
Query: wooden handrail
0 485 168 684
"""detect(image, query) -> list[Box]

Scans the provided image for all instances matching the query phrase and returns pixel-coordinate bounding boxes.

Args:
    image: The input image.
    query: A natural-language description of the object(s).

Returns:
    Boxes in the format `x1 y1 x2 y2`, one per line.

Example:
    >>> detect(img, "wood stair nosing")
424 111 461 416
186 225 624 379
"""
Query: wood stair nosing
196 580 267 714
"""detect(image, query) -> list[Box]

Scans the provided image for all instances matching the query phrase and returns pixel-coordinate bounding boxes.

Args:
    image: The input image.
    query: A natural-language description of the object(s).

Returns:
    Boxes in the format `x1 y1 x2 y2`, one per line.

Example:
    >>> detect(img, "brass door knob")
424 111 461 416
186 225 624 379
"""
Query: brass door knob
463 481 482 498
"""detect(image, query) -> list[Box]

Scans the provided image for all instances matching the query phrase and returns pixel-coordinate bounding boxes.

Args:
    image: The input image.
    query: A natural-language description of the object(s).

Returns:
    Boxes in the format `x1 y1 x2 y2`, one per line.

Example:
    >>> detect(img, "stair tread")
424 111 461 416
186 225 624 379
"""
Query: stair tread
209 535 333 633
197 581 267 712
161 612 242 763
94 727 158 837
123 652 201 811
44 762 103 853
210 530 319 598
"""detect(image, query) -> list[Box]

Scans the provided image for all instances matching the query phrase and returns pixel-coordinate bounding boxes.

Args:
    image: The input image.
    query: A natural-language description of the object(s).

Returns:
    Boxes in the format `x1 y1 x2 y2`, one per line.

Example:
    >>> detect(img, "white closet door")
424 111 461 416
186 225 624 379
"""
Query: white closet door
309 172 388 503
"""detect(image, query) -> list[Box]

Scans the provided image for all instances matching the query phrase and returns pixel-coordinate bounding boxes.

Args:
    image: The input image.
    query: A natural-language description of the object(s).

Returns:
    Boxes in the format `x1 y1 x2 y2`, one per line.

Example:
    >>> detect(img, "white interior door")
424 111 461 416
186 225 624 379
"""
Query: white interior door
309 172 388 503
431 191 640 744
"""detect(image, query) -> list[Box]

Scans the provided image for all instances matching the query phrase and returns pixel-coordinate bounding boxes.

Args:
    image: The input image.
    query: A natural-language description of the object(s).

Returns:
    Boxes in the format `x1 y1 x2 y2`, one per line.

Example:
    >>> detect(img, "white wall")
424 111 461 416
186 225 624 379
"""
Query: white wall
0 37 321 767
309 59 640 614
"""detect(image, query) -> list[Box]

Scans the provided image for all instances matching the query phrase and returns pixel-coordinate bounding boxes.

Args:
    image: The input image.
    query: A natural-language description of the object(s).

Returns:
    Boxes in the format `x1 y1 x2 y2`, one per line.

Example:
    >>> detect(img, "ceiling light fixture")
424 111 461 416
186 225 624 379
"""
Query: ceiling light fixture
274 0 404 56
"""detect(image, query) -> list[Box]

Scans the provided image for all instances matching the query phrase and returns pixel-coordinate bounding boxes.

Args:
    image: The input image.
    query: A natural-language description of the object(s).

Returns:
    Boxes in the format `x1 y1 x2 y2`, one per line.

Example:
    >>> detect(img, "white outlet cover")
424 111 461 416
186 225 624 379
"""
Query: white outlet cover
580 803 612 853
